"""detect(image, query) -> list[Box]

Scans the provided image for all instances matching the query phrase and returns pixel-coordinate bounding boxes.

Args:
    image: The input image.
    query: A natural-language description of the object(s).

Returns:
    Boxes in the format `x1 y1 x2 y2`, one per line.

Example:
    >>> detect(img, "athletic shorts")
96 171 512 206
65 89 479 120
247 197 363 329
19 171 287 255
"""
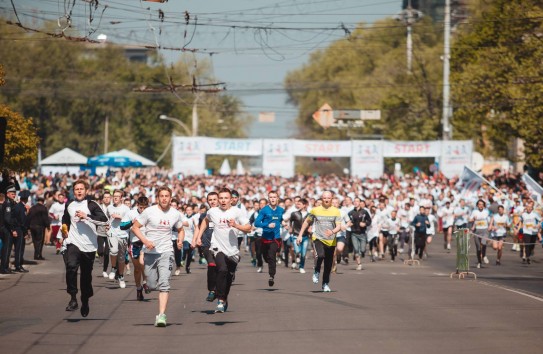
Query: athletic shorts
130 241 143 259
443 226 452 233
108 236 128 257
380 231 390 237
144 252 174 292
492 236 506 241
336 236 347 244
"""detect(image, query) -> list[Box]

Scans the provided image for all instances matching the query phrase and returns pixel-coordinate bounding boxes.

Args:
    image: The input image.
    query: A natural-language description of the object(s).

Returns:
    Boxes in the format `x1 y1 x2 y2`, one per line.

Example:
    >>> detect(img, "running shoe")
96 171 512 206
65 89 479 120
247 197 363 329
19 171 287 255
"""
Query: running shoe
251 258 256 267
496 260 501 266
477 263 481 269
312 271 319 284
527 258 531 264
522 258 526 264
125 268 131 276
118 276 126 289
143 283 151 294
215 300 226 313
447 244 451 250
65 299 78 311
299 268 306 274
268 277 274 287
277 258 282 265
186 267 191 274
137 288 144 301
108 269 117 280
257 267 262 273
174 267 181 276
331 265 337 273
291 262 297 270
399 248 404 254
155 313 167 327
356 264 363 270
206 291 216 302
102 271 108 278
483 256 489 264
322 284 331 292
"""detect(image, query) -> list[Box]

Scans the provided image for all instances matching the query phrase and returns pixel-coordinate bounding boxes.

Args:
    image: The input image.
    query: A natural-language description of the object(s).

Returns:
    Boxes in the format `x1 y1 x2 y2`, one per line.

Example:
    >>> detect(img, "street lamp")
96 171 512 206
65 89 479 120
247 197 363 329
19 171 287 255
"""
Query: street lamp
158 114 192 136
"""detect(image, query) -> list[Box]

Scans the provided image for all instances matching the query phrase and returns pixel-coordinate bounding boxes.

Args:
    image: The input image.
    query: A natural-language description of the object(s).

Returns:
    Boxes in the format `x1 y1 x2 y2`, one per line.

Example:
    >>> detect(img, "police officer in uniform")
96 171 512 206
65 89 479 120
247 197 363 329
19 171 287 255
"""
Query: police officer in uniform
1 184 18 274
12 190 30 272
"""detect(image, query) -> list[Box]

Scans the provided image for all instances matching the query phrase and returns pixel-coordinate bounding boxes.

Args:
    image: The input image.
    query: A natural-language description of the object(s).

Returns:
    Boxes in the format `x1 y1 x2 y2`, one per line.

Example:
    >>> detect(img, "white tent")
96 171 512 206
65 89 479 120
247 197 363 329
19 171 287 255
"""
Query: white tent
41 148 87 165
236 160 244 175
219 159 231 175
40 148 87 175
105 149 156 167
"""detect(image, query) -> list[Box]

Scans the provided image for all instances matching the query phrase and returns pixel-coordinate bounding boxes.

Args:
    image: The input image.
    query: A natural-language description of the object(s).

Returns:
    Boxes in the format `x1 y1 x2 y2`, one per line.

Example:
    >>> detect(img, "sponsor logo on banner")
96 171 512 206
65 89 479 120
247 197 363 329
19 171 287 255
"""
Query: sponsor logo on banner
263 140 294 178
351 141 383 178
173 137 206 175
440 140 473 178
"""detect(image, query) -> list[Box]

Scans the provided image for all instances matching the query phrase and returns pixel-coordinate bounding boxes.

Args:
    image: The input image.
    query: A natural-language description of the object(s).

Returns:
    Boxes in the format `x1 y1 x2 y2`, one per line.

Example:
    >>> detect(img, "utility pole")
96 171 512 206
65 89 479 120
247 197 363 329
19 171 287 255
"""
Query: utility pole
395 0 423 74
442 0 452 140
192 94 199 136
104 115 109 154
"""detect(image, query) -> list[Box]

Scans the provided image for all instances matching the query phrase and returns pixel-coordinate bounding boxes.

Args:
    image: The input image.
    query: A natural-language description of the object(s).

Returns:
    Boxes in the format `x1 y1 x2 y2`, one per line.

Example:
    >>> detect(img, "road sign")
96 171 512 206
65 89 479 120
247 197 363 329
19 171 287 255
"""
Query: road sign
333 110 381 120
312 103 334 129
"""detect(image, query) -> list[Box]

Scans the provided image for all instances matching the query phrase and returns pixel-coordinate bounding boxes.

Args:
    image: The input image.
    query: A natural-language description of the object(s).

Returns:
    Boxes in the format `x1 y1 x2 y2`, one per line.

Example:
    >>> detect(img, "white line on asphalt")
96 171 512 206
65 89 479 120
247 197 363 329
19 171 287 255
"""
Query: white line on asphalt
477 280 543 303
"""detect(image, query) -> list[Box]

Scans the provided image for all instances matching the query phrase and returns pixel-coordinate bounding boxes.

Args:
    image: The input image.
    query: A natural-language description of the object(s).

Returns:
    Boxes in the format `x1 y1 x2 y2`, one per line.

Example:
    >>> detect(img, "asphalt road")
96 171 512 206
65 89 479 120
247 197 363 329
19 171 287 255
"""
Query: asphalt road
1 238 543 354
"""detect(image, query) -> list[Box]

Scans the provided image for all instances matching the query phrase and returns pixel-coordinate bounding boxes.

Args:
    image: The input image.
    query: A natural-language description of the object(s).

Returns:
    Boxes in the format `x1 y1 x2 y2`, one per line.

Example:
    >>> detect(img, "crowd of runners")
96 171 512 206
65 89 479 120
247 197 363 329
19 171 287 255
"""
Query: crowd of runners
1 168 542 326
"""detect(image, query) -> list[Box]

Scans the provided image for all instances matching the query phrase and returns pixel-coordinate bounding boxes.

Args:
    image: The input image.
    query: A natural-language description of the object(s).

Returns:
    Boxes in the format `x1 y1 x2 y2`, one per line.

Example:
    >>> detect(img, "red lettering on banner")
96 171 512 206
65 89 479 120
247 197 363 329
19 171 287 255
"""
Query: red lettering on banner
305 143 340 154
394 143 430 154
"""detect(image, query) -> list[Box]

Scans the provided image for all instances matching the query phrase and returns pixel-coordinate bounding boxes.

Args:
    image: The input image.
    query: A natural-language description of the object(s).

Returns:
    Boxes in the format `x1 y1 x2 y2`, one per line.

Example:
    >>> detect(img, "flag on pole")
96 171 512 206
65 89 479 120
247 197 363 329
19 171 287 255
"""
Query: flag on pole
522 174 543 203
457 166 485 199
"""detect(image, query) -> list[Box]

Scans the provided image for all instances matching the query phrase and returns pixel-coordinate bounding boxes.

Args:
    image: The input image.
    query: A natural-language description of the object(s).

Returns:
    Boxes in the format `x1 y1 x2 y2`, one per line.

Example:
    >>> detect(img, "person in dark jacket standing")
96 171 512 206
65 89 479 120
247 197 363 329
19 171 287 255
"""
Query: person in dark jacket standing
411 206 430 260
1 184 19 274
61 179 109 317
12 190 30 272
25 196 51 260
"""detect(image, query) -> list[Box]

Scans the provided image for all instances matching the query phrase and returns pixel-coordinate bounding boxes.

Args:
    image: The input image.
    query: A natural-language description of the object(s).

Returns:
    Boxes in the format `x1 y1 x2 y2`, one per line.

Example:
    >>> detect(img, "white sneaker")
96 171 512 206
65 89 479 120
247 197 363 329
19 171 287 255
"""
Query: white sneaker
399 248 404 254
257 267 262 273
125 268 131 276
296 257 301 263
118 277 126 289
291 262 297 270
312 272 319 284
102 271 108 278
322 283 331 292
447 244 451 250
299 268 306 274
174 267 181 276
108 270 116 280
277 258 282 265
483 256 489 264
356 264 363 271
477 263 481 269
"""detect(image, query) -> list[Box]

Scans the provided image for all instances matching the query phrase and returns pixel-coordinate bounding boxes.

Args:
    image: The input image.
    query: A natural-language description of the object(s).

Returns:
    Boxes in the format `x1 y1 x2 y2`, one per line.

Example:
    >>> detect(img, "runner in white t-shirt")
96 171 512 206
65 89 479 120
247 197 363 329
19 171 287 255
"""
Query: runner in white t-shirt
131 186 185 327
438 201 455 251
470 199 491 268
489 205 510 265
198 188 251 313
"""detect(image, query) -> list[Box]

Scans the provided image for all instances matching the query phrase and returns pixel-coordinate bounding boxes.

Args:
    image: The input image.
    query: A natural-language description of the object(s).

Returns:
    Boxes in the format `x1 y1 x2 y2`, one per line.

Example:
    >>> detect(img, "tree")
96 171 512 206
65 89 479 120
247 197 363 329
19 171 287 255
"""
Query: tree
285 17 444 143
0 64 39 171
451 0 543 169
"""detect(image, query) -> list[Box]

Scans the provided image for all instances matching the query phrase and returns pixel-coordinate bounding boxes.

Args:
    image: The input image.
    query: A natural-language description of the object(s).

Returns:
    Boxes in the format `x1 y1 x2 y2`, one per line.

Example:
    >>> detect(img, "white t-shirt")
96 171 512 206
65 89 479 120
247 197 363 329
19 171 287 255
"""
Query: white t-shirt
439 206 455 228
107 204 130 238
65 200 108 253
183 213 199 244
123 208 146 243
426 214 437 235
471 209 490 230
492 214 509 237
454 206 470 226
207 206 249 257
136 205 184 254
49 202 65 226
521 211 540 235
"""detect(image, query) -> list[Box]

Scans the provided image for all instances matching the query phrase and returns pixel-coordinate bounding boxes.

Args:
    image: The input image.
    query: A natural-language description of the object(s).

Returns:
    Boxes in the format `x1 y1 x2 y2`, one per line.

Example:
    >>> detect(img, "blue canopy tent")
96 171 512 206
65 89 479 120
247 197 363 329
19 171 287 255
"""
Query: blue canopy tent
87 154 143 168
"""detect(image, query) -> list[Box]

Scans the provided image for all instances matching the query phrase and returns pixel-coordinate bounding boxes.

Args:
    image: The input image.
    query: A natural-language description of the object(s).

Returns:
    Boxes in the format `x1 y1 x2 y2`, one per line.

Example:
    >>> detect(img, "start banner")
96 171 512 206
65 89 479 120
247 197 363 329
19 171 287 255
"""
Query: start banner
383 141 442 158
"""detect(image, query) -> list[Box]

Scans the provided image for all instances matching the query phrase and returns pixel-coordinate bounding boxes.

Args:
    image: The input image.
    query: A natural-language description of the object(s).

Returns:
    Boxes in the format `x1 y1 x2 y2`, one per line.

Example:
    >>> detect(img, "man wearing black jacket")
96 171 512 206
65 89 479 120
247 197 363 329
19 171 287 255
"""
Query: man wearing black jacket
347 198 372 270
61 179 109 317
290 198 310 273
26 196 51 260
0 184 19 274
12 190 30 272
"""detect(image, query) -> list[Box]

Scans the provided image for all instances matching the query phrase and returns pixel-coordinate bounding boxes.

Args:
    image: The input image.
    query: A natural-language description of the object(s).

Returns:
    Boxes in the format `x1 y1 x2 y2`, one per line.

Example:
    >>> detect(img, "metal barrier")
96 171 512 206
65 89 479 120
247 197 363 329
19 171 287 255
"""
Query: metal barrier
450 228 477 279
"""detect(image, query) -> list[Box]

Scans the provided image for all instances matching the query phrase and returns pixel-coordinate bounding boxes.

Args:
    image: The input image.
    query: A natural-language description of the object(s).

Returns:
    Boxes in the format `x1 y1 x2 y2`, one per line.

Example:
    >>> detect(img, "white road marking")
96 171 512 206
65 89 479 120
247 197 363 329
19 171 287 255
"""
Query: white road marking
477 280 543 303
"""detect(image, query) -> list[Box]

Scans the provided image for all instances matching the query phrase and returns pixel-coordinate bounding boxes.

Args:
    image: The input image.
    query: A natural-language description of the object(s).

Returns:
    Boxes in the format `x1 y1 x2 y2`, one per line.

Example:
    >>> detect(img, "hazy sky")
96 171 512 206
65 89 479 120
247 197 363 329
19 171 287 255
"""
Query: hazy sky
4 0 401 138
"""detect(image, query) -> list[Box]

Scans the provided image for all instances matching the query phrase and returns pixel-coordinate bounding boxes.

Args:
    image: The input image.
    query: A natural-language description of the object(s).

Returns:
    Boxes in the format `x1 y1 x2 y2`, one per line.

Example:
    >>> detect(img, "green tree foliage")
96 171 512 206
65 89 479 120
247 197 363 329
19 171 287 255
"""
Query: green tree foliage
285 18 444 142
452 0 543 169
0 64 40 171
0 21 250 167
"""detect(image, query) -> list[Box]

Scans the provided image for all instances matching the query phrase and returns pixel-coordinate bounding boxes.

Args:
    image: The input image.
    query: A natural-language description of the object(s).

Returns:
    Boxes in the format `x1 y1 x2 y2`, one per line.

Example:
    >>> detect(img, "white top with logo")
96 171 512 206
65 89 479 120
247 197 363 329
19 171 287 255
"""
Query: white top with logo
207 206 249 257
471 209 490 230
521 211 540 235
136 205 184 254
